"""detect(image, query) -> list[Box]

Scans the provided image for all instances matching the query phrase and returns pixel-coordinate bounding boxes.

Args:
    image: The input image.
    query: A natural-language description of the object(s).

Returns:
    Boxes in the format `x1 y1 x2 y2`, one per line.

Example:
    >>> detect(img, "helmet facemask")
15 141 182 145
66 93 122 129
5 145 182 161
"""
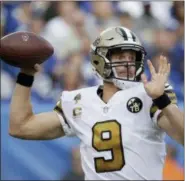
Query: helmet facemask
104 47 145 83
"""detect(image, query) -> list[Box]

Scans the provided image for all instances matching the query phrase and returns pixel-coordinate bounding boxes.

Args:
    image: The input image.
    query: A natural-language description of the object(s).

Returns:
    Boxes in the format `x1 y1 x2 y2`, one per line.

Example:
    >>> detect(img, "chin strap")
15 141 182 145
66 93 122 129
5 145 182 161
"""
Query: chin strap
112 79 140 90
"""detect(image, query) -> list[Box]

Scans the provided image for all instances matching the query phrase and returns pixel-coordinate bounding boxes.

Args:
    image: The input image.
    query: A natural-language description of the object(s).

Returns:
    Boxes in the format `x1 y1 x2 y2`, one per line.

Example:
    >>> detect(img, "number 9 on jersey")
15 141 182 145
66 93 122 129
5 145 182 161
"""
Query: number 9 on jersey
92 120 125 173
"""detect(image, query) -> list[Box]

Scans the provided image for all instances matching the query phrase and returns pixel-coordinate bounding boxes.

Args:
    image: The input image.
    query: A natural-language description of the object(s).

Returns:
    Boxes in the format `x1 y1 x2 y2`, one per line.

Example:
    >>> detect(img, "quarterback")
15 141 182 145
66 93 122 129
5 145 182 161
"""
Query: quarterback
9 27 184 180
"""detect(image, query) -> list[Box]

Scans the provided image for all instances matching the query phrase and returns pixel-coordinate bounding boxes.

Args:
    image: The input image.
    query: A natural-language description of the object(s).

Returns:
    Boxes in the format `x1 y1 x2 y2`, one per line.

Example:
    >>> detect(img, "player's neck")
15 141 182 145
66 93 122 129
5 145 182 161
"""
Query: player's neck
102 82 120 103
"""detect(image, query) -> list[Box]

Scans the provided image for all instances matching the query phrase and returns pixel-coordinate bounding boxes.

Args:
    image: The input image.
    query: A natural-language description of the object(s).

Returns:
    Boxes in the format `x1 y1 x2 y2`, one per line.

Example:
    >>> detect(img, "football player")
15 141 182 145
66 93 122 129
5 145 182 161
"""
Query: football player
9 26 184 180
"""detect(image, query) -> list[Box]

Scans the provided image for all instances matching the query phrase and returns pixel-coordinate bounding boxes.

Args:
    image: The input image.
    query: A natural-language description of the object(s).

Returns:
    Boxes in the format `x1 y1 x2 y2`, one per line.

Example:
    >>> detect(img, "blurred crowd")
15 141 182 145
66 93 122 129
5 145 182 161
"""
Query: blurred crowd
1 1 184 180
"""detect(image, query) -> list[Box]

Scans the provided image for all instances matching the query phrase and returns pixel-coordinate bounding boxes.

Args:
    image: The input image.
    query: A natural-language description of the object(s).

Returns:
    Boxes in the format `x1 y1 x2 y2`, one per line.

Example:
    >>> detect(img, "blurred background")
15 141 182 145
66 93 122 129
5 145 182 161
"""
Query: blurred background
1 1 184 180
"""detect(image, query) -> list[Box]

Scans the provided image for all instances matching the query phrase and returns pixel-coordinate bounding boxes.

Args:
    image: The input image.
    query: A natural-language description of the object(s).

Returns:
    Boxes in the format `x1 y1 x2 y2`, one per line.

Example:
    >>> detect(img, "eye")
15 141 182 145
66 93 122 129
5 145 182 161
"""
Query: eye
130 56 134 60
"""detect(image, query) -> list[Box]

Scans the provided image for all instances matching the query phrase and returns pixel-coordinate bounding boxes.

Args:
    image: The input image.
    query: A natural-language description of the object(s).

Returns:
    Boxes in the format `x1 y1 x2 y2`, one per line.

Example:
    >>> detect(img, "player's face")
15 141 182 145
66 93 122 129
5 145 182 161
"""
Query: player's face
110 50 136 80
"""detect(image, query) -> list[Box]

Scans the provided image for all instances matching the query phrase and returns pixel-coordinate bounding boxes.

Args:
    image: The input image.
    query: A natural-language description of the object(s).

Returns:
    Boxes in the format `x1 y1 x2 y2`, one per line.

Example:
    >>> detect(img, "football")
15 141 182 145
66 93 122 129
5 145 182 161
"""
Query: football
0 31 54 68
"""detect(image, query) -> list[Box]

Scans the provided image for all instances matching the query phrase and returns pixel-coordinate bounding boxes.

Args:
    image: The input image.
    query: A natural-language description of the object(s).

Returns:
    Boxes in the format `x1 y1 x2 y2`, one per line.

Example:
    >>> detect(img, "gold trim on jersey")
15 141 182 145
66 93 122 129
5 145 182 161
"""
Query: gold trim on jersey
166 91 177 104
54 100 71 128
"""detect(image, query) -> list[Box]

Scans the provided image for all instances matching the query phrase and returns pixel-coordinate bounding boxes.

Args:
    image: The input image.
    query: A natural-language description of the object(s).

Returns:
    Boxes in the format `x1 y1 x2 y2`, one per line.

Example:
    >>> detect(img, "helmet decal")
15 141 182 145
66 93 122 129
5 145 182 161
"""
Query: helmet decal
116 27 128 41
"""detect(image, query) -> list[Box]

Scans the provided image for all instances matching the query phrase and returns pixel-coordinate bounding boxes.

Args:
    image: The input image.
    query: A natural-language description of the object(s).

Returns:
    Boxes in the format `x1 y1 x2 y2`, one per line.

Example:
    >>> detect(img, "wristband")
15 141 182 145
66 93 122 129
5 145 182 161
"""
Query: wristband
16 73 34 87
153 93 171 109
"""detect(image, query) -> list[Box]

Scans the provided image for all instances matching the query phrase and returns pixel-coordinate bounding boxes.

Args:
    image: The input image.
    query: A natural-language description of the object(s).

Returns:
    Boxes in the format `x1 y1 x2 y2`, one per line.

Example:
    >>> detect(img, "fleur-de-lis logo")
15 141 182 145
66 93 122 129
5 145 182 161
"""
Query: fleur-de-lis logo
74 93 81 104
22 34 29 42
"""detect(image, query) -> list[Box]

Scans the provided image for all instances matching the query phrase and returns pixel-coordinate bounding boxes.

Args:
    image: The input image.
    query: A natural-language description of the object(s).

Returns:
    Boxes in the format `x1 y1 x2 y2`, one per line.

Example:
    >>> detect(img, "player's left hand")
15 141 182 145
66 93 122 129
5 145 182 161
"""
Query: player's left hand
141 55 171 99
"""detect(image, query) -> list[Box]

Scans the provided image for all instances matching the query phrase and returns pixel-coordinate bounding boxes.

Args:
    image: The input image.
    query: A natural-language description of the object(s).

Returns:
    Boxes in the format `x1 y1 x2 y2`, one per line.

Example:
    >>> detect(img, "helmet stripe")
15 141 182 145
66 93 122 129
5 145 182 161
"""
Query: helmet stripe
118 28 128 40
130 32 136 42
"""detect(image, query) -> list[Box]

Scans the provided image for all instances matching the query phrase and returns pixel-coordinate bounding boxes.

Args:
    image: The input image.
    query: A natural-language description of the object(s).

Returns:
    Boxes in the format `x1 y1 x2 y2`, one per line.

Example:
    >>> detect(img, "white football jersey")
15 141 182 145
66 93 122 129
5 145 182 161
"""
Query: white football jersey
54 83 177 180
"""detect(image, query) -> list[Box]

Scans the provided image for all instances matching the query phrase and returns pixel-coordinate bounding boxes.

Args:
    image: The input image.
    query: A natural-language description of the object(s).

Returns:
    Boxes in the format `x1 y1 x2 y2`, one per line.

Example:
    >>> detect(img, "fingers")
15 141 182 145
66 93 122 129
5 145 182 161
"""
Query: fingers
158 55 164 73
164 57 169 73
167 63 171 74
141 73 148 85
20 63 41 76
158 55 170 75
34 64 41 72
147 59 156 76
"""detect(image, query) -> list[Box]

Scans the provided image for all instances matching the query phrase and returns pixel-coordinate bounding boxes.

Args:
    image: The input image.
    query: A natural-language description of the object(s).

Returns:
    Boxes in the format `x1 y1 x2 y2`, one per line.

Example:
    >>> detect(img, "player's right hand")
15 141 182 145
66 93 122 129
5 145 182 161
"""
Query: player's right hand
20 64 41 76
